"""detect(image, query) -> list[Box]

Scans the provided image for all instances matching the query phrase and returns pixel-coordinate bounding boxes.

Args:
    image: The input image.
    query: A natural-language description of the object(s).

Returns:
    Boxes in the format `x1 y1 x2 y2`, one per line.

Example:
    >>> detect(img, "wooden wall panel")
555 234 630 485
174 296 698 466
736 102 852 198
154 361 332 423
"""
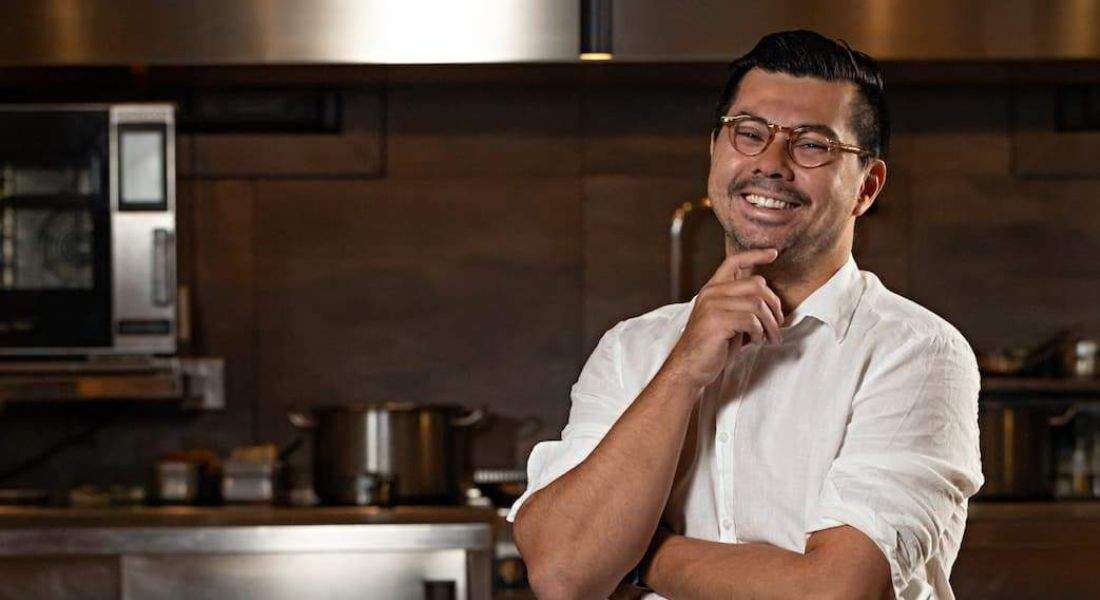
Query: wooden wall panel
1014 129 1100 177
184 180 259 436
1012 87 1100 178
581 87 714 178
176 133 194 178
250 178 583 458
907 175 1100 350
386 85 581 178
888 86 1011 175
190 90 384 178
853 170 911 296
582 176 707 353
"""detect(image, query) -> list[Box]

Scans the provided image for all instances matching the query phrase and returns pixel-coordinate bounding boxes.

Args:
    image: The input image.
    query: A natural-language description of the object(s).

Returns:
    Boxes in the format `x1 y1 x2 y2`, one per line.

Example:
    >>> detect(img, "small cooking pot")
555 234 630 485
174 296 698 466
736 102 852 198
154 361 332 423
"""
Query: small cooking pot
288 403 484 505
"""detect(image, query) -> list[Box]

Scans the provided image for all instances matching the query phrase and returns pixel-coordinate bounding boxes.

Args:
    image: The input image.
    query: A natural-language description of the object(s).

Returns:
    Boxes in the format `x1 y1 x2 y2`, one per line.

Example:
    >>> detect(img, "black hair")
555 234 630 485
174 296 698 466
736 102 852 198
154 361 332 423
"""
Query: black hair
714 30 890 165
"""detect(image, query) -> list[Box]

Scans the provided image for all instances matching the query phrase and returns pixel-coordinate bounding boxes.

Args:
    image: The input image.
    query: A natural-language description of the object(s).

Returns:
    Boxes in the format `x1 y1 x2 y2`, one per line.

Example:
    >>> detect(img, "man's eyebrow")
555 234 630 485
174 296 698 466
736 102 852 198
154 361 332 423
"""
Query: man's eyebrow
732 110 841 140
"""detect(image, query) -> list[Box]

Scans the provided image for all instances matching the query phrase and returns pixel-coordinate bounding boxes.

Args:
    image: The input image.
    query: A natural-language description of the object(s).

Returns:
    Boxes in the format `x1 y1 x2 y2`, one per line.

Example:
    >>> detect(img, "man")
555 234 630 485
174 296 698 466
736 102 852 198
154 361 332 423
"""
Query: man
510 30 983 600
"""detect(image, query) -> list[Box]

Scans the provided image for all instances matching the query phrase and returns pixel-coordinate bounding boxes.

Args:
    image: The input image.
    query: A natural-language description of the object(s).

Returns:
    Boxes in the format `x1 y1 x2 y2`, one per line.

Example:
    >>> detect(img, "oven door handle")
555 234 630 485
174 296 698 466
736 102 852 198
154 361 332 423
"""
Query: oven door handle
153 228 176 307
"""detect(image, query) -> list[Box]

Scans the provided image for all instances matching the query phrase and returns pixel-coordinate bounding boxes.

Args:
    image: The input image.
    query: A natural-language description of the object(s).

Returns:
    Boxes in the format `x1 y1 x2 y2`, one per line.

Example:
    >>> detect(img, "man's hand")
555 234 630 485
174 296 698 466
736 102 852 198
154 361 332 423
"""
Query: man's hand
665 248 785 391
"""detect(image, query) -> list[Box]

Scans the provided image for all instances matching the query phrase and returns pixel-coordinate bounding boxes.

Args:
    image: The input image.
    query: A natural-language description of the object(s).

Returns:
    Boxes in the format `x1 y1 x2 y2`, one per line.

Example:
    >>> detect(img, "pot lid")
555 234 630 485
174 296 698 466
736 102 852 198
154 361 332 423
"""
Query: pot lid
308 401 468 413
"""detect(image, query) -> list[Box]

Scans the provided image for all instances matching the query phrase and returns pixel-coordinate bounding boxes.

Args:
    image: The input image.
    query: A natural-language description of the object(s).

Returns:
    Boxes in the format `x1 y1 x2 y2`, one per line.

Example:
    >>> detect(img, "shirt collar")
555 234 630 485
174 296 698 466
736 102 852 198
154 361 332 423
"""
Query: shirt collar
782 253 864 343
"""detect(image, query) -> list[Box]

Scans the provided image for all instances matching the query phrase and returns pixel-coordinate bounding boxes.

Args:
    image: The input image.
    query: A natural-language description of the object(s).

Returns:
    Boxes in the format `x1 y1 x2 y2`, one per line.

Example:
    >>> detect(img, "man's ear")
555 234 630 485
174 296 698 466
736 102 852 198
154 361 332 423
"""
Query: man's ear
853 159 887 217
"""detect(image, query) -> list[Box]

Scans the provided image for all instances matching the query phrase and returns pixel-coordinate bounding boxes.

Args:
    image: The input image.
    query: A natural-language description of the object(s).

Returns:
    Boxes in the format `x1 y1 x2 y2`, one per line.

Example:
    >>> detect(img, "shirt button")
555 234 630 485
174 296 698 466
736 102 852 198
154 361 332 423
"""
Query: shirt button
721 519 733 530
718 432 730 443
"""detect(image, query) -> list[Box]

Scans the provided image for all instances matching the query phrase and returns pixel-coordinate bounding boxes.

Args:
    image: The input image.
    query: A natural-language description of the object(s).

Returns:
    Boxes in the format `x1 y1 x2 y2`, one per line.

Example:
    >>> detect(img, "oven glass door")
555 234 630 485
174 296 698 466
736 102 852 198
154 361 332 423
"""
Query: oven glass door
0 110 111 348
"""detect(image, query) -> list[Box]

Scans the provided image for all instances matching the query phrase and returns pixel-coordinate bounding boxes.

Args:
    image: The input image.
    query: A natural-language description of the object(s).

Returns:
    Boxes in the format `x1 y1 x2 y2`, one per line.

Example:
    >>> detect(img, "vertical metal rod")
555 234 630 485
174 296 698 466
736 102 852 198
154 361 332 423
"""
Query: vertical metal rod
580 0 613 56
669 197 711 303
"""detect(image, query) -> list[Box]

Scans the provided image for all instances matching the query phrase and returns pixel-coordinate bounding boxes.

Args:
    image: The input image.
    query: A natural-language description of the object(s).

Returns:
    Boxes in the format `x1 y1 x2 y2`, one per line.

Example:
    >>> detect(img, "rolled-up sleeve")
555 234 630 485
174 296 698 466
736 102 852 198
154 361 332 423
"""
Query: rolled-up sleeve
806 332 984 598
507 323 628 522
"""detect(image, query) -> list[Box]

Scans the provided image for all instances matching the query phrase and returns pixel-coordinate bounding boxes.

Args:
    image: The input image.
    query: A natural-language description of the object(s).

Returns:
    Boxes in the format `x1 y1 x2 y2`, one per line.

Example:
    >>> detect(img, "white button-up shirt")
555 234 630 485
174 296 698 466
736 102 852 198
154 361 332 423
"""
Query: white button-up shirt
509 255 984 600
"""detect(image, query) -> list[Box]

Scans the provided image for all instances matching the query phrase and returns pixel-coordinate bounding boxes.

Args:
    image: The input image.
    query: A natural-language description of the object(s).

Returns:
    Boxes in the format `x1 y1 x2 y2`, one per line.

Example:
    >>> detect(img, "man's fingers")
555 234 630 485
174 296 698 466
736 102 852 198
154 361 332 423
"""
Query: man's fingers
709 248 779 283
712 299 782 345
740 314 765 346
758 281 785 327
754 302 782 345
727 336 744 358
705 279 785 327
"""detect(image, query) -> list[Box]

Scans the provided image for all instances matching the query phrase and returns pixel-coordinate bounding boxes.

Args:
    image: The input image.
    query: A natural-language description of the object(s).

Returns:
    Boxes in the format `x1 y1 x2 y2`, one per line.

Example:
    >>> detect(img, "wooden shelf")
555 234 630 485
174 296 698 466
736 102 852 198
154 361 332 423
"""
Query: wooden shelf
981 376 1100 397
0 357 224 410
968 500 1100 521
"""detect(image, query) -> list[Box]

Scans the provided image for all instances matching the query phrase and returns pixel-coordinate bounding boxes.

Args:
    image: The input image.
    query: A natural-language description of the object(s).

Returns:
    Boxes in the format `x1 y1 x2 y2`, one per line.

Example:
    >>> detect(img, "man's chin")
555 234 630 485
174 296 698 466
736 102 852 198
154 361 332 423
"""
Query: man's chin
730 232 791 254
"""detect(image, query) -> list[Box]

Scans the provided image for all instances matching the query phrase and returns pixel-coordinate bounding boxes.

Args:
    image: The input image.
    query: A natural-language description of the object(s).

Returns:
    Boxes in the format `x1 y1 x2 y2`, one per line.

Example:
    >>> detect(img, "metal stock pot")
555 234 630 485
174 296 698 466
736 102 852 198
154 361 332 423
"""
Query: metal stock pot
288 403 484 505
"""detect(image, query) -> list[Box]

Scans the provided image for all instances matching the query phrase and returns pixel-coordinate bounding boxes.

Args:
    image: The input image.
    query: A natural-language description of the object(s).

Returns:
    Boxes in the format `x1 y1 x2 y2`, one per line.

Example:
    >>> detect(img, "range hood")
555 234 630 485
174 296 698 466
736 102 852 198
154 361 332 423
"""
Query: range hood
0 0 579 65
0 0 1098 66
613 0 1100 62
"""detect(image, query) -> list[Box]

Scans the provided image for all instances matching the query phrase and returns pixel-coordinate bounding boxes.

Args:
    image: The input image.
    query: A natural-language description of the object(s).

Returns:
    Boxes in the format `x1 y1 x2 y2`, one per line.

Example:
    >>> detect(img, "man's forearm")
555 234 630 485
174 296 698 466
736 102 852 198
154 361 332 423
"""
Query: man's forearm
644 532 820 599
644 531 891 600
513 360 701 600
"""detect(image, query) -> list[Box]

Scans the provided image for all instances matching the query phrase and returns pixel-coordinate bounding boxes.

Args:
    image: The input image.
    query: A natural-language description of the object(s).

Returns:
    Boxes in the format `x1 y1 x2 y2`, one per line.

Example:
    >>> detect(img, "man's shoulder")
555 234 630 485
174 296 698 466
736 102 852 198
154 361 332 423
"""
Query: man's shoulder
611 298 696 345
856 272 973 356
593 300 695 391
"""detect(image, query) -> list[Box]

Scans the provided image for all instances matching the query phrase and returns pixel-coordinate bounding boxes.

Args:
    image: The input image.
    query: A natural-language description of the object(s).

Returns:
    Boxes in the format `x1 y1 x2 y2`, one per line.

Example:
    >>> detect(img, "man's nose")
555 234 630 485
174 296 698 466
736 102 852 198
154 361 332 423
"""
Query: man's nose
751 134 795 180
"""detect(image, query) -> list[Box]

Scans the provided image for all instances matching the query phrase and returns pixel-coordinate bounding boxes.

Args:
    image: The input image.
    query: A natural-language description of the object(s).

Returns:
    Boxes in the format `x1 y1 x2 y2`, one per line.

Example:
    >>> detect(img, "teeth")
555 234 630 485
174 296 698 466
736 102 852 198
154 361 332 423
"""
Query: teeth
744 194 796 210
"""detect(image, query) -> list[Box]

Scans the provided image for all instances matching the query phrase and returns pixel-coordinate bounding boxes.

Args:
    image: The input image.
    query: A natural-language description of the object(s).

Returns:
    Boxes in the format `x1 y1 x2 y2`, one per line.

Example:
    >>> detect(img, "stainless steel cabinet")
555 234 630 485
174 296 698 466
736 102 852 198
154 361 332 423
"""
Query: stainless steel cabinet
0 523 492 600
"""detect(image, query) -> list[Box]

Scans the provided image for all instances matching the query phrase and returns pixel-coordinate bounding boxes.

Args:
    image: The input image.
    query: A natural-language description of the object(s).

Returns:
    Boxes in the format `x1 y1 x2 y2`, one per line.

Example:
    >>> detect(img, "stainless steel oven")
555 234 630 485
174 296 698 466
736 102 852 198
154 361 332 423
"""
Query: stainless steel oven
0 104 176 356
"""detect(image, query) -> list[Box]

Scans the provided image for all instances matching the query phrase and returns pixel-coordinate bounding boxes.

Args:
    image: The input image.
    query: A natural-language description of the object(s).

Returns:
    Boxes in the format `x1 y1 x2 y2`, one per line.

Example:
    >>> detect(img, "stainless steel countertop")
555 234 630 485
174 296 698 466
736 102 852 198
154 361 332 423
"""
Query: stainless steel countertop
0 505 496 556
4 502 1095 556
0 505 500 528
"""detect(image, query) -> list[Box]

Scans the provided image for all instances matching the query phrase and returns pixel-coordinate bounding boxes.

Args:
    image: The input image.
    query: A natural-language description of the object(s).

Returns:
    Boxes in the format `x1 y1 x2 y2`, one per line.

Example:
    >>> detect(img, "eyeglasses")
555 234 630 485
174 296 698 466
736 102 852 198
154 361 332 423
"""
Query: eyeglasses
718 114 871 169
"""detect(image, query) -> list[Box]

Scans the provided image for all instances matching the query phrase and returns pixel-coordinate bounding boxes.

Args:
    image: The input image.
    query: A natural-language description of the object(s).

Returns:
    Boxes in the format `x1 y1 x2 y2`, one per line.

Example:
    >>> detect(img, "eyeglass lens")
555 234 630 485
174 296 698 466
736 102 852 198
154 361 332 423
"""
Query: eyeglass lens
729 118 834 168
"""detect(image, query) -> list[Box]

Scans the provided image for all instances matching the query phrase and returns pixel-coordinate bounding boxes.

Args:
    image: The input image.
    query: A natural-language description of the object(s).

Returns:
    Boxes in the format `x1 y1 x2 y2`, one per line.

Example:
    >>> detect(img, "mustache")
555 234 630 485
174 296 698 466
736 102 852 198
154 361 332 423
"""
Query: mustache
727 179 809 206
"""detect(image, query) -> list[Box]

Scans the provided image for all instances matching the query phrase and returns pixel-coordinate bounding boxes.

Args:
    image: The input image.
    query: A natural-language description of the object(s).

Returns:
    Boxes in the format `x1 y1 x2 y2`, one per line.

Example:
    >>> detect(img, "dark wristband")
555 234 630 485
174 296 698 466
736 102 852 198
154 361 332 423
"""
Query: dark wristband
630 561 651 591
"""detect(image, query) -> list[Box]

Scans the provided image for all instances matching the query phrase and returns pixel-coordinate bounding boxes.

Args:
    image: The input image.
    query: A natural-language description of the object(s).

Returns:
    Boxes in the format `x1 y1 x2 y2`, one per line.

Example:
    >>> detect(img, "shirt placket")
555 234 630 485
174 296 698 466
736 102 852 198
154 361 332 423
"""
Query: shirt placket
715 345 759 543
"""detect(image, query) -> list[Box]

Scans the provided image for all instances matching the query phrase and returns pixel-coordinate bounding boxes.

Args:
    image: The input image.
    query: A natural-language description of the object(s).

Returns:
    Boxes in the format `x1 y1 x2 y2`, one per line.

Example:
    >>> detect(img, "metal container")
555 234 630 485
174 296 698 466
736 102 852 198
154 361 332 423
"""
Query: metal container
155 461 197 504
976 401 1077 499
1068 339 1097 378
221 459 278 504
288 403 484 505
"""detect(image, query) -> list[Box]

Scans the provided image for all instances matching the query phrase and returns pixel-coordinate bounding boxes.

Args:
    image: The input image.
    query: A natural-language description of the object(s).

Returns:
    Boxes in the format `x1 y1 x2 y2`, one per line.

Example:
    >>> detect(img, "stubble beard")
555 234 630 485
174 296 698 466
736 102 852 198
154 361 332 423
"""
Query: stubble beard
724 211 844 283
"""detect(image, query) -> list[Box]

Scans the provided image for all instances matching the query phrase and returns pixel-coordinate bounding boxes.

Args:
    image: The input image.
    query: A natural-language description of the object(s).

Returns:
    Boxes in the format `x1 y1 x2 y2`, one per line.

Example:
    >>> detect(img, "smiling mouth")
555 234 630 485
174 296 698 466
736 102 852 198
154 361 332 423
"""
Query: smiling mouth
740 193 802 211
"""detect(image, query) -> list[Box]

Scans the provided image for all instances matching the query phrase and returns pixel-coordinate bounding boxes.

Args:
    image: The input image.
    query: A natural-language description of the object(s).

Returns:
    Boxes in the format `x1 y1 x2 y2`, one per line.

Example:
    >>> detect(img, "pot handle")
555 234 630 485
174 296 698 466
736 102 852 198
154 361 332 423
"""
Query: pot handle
278 436 305 461
1048 405 1079 427
287 410 317 429
452 407 486 428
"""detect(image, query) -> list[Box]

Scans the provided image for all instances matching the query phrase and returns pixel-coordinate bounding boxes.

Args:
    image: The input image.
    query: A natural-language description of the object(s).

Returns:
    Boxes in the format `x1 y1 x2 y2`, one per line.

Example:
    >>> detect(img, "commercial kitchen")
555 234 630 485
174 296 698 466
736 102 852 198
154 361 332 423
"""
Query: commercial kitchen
0 2 1099 599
